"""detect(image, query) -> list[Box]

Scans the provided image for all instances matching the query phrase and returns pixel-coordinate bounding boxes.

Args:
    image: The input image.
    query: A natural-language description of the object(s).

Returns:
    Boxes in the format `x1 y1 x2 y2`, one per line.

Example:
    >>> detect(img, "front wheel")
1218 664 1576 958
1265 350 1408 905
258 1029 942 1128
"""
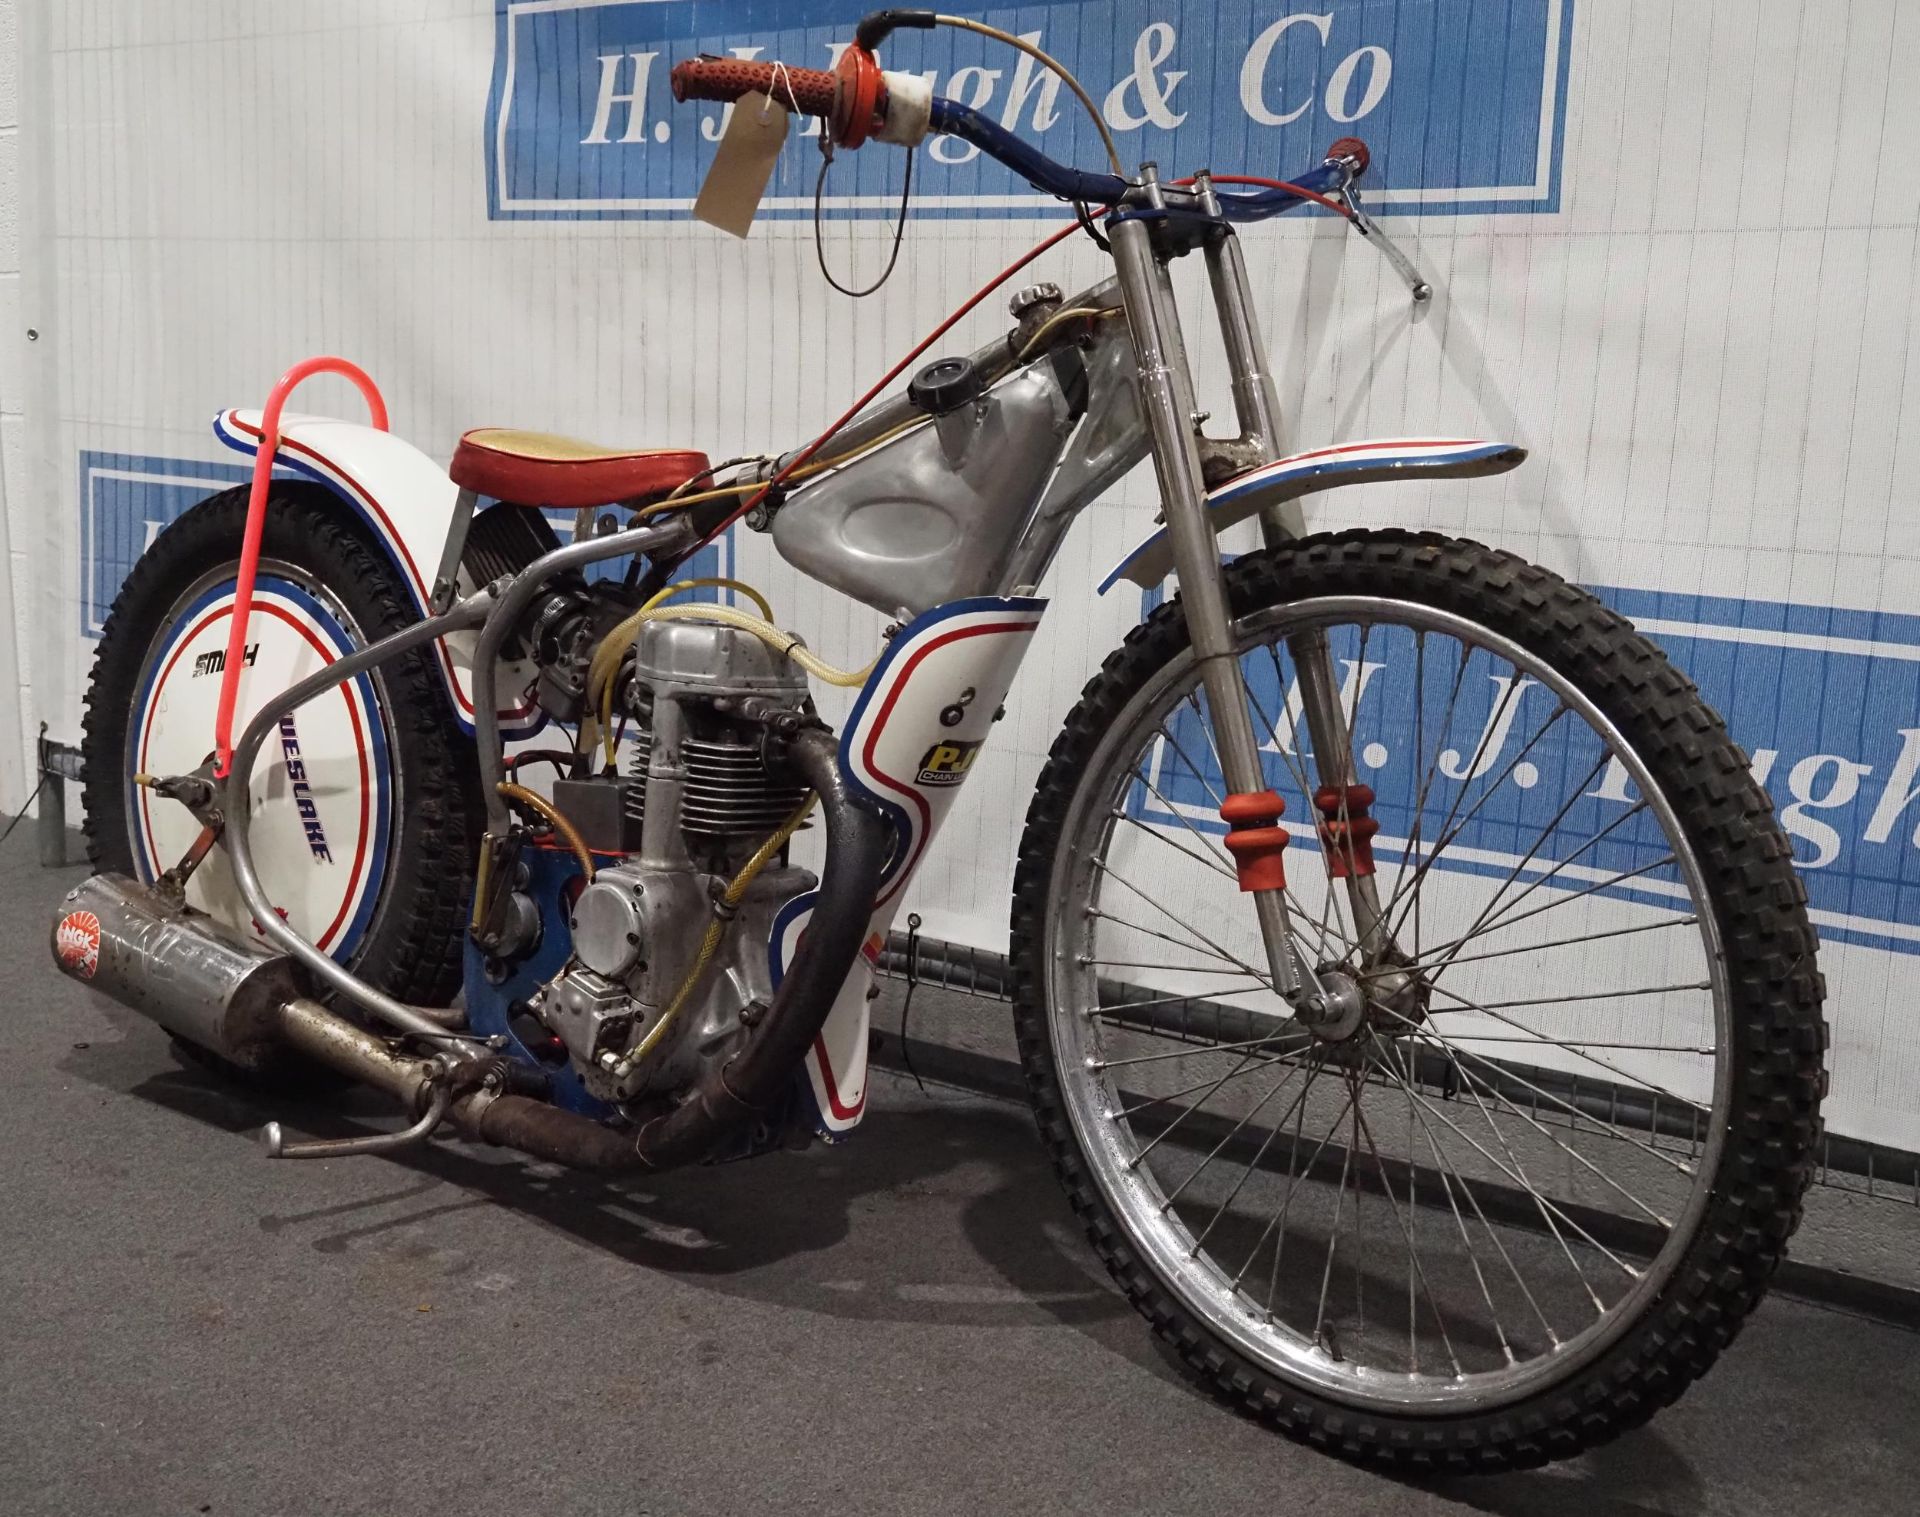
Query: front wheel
1011 530 1825 1472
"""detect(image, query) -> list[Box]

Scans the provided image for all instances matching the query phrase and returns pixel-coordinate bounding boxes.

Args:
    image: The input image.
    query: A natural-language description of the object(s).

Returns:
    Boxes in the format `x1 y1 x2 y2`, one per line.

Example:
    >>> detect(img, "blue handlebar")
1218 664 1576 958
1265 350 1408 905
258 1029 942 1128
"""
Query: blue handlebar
927 98 1129 205
1207 162 1352 220
926 97 1350 221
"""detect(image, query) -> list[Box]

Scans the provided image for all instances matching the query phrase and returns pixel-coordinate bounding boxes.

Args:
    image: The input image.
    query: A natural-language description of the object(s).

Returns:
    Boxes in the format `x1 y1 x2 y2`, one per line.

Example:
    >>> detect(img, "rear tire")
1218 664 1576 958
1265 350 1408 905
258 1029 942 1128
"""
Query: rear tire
1011 529 1826 1472
82 484 481 1079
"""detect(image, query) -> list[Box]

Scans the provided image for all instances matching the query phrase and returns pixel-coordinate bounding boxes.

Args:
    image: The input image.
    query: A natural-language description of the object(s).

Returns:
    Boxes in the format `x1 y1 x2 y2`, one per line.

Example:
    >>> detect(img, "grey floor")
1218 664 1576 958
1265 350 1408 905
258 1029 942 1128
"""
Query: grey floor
5 829 1917 1517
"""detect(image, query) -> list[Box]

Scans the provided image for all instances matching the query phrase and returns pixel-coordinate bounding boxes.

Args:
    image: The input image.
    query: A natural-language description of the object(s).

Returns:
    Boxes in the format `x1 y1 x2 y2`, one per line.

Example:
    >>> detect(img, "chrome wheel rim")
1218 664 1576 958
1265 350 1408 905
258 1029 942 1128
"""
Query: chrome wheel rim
1044 596 1731 1413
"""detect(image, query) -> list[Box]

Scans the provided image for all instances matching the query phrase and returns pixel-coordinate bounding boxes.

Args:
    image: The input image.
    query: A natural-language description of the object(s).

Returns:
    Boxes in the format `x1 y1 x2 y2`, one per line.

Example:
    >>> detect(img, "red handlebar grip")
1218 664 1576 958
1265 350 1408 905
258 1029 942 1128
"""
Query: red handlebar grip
670 57 839 119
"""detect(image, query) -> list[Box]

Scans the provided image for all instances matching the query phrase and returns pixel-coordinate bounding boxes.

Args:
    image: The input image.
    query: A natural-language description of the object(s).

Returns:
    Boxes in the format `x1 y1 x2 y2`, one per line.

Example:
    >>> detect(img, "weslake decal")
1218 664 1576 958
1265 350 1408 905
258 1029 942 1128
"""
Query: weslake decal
487 1 1572 219
278 714 336 865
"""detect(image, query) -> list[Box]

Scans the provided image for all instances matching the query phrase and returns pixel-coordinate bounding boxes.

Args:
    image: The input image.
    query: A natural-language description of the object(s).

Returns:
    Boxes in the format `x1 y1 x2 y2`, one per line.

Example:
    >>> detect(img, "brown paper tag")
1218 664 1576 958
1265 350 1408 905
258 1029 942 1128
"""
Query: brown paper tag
693 91 790 238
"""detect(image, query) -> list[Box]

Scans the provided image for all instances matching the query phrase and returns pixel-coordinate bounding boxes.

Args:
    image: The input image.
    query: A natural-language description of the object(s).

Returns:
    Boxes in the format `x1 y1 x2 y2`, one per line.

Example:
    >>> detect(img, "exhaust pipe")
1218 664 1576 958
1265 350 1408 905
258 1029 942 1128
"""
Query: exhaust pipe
48 875 747 1170
53 874 299 1075
53 733 890 1174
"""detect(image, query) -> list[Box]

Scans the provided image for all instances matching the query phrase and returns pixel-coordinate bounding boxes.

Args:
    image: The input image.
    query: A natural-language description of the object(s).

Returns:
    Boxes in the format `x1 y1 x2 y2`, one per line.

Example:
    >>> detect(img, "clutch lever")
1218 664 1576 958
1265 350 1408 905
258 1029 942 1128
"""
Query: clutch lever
1341 186 1433 304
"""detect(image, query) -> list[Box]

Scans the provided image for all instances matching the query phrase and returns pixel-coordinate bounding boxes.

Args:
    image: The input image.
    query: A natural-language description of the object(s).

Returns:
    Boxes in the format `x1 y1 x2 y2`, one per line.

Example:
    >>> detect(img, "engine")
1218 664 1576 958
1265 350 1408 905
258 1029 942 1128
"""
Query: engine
528 617 819 1108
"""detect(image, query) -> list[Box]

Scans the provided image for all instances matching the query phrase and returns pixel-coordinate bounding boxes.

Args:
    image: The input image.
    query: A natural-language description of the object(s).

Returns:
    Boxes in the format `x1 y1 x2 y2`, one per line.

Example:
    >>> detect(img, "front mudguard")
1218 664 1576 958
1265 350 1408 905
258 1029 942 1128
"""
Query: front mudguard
1099 438 1528 593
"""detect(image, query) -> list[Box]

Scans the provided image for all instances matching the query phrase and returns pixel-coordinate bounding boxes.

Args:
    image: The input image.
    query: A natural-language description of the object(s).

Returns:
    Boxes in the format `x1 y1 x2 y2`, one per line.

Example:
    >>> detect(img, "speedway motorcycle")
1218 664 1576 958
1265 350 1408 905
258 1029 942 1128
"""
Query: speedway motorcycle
53 13 1825 1473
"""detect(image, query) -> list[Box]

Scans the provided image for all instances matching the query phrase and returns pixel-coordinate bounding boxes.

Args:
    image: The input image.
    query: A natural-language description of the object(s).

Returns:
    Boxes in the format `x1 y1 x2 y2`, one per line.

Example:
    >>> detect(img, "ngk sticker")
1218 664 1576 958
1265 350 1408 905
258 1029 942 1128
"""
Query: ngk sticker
55 910 102 979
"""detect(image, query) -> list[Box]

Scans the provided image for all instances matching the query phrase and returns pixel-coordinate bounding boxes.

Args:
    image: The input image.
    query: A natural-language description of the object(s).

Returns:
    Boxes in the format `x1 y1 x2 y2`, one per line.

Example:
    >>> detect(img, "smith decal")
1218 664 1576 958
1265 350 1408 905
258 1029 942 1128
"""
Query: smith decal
193 643 257 678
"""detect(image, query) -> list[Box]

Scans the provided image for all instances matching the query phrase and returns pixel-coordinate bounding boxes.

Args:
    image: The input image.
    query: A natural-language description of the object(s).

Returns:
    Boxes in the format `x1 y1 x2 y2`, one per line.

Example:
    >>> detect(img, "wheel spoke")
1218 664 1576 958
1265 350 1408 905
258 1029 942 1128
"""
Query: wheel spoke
1155 719 1227 811
1087 906 1254 970
1374 658 1526 929
1312 1087 1360 1350
1374 1034 1560 1349
1092 983 1270 1020
1082 959 1262 976
1415 750 1610 956
1377 1047 1641 1285
1378 636 1472 920
1430 980 1712 1015
1419 817 1664 971
1127 763 1236 870
1111 808 1237 882
1160 1049 1319 1212
1094 1031 1313 1071
1398 1019 1675 1227
1415 979 1708 1121
1092 860 1280 987
1361 913 1697 978
1377 702 1573 949
1348 1081 1467 1375
1420 850 1680 970
1113 1054 1291 1121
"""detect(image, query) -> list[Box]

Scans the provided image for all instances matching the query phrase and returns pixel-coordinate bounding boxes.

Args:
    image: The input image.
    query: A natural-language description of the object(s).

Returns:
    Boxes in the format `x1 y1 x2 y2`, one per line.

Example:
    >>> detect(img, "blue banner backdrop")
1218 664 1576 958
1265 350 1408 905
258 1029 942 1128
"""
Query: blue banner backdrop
487 0 1573 219
1130 579 1920 960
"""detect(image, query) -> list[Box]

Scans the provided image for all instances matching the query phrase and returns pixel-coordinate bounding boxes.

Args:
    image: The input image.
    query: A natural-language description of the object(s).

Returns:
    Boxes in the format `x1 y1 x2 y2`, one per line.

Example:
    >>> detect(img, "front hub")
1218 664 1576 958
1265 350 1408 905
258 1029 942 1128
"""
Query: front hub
1296 967 1367 1042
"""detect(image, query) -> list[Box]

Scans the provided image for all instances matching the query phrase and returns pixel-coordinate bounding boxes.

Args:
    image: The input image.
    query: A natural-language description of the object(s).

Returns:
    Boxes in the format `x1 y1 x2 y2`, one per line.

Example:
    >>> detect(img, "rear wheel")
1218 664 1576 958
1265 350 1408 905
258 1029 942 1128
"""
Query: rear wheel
1011 530 1825 1471
82 484 480 1076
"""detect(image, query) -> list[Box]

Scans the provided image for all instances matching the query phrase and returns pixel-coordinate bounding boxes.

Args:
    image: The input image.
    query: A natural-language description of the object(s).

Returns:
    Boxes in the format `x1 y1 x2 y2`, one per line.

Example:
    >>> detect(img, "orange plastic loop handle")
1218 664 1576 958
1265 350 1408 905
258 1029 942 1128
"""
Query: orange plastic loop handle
212 357 389 778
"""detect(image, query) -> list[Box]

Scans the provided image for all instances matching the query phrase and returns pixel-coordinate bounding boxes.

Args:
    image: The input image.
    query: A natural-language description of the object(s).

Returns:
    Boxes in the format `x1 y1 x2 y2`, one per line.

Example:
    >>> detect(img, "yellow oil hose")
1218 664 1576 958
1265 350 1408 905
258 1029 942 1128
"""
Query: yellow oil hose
619 791 817 1071
632 605 879 687
497 781 597 882
1015 304 1125 361
588 581 878 767
636 419 924 525
635 480 762 520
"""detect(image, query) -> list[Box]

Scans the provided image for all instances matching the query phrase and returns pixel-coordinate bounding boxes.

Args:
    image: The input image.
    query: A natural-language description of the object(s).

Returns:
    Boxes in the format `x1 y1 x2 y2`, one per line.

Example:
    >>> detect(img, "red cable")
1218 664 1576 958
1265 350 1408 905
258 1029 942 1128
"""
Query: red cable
1172 175 1357 221
687 175 1350 558
689 219 1085 556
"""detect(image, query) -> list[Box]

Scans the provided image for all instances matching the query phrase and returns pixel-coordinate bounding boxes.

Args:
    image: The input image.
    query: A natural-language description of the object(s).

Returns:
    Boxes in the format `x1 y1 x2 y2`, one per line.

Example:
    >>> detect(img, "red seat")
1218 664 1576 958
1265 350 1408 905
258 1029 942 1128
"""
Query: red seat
450 428 709 509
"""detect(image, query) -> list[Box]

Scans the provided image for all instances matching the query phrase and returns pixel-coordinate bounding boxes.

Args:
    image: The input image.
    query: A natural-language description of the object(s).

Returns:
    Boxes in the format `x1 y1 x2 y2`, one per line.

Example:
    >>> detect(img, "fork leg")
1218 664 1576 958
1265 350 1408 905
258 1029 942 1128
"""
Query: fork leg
1200 205 1393 966
1109 213 1309 1004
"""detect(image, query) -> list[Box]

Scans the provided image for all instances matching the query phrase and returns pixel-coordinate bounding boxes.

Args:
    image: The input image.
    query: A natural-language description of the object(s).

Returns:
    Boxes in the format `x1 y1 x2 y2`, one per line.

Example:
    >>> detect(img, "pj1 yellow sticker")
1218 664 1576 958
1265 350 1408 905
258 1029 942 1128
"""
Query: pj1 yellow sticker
916 739 983 787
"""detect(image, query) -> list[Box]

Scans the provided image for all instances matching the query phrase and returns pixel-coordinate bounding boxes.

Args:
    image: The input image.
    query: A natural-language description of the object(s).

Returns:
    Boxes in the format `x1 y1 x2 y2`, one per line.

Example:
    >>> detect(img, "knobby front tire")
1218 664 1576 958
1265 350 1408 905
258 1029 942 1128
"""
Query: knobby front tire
1011 529 1826 1472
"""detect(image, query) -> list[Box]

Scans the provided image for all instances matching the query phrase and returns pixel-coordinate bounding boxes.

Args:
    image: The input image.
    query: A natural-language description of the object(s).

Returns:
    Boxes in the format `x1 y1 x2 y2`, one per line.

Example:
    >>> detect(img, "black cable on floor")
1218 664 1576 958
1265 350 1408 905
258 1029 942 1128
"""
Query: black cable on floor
0 772 50 852
898 911 926 1094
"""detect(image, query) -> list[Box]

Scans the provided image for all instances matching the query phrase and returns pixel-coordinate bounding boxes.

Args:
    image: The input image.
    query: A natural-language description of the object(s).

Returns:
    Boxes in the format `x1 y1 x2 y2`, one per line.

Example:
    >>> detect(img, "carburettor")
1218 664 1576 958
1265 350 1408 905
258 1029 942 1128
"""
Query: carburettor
529 617 818 1105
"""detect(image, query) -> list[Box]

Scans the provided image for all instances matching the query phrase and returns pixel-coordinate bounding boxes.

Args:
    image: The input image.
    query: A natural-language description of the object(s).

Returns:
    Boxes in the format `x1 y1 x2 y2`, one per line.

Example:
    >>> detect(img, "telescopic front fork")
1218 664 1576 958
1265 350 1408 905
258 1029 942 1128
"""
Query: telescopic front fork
1110 179 1391 1020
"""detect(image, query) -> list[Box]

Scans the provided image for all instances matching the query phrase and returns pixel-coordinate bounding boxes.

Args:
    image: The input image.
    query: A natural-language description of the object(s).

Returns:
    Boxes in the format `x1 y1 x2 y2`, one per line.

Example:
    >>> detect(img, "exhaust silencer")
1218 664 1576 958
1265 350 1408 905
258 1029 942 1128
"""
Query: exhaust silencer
51 873 298 1073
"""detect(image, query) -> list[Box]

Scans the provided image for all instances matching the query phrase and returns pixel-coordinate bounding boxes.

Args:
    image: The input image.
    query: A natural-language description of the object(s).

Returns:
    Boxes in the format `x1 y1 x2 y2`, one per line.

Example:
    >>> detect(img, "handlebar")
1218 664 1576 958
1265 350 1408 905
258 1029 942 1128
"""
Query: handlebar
670 52 1364 224
670 57 841 120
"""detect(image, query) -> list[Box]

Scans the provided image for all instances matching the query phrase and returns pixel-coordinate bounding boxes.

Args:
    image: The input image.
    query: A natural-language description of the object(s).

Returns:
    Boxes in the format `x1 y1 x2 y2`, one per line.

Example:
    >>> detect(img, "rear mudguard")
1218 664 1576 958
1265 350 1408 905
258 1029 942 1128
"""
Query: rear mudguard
1098 438 1527 592
214 408 541 736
